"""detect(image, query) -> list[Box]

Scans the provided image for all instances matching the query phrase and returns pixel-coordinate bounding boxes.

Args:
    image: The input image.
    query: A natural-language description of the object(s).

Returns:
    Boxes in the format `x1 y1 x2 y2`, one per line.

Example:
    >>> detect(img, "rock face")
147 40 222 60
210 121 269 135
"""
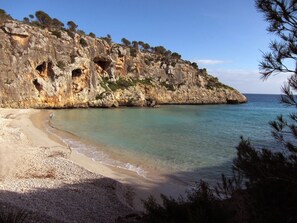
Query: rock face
0 20 247 108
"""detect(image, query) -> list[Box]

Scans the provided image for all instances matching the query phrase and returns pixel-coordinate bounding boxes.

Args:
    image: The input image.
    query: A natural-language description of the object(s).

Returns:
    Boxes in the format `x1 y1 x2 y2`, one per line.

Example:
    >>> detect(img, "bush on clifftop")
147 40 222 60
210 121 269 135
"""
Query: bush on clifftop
142 0 297 222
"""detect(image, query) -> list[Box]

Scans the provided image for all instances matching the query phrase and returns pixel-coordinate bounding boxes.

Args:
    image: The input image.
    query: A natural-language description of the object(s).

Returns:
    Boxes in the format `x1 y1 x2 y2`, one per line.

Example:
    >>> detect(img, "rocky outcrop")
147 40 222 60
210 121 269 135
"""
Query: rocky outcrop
0 20 246 108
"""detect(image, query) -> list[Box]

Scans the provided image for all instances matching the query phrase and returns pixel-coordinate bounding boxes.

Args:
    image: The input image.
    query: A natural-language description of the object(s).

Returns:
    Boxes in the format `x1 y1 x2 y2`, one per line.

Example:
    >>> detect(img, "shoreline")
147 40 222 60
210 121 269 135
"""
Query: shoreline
0 108 189 221
31 109 190 203
0 108 138 222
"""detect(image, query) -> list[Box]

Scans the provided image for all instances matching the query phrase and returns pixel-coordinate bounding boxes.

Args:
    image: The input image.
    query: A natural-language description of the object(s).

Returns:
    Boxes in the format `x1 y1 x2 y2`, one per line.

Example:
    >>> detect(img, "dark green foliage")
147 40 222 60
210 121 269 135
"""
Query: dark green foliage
256 0 297 79
23 17 30 24
0 9 12 23
89 32 96 38
108 78 135 91
137 78 153 86
171 52 181 59
206 76 233 90
198 68 208 76
142 181 227 223
52 18 64 30
138 41 151 51
164 50 172 58
230 136 297 223
51 30 61 38
132 41 139 50
191 62 198 70
130 48 137 57
138 41 145 51
121 38 131 46
35 10 52 28
0 209 27 223
29 14 34 20
67 21 78 31
142 43 151 51
79 38 88 47
101 35 112 45
153 46 167 55
77 29 86 36
143 2 297 222
227 1 297 222
105 77 152 92
66 30 75 39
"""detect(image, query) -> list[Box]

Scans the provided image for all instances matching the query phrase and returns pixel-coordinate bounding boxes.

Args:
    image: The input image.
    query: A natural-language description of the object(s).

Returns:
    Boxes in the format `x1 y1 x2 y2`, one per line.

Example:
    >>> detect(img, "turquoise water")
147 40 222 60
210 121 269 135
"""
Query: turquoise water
50 94 295 183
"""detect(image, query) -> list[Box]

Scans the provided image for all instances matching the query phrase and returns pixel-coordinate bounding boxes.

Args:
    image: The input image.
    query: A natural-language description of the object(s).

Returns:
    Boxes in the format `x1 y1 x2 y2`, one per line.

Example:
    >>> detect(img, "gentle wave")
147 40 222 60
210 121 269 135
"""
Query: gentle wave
46 113 148 178
48 94 296 184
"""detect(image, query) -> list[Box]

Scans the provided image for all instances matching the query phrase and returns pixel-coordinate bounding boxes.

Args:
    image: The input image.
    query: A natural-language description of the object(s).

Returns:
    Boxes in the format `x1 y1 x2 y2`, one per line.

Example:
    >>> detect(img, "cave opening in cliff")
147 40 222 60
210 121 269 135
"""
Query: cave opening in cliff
93 57 111 70
72 68 82 78
33 79 43 91
36 62 46 74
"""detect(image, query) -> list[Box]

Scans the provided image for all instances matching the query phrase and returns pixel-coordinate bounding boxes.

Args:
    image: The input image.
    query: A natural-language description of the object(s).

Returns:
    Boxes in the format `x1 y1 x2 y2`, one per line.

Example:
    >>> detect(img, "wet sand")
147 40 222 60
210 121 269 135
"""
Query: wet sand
0 108 188 222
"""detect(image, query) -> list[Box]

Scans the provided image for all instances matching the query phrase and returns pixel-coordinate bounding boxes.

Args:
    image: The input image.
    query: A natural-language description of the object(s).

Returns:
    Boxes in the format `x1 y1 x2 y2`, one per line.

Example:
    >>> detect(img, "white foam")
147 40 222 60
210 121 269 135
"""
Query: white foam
45 124 148 178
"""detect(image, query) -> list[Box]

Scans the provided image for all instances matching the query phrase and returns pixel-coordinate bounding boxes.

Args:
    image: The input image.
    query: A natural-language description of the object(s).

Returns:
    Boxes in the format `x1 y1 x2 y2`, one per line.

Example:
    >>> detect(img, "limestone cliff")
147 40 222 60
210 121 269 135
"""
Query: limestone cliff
0 20 246 108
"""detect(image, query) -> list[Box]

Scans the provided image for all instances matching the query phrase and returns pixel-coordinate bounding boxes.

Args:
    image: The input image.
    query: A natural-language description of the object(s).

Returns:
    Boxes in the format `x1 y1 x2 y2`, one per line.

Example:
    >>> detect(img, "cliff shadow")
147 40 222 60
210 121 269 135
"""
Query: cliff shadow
0 177 136 223
0 160 234 223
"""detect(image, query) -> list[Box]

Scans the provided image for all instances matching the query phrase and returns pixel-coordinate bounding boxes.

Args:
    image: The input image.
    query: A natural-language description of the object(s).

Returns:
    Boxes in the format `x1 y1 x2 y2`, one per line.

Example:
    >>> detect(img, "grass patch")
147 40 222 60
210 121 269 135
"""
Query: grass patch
108 78 135 91
100 77 153 92
206 76 234 90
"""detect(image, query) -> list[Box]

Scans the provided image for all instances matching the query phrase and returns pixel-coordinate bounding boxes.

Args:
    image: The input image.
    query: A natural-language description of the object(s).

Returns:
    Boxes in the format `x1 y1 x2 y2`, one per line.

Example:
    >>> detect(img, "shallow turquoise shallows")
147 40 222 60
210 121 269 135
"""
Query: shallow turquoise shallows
50 94 295 184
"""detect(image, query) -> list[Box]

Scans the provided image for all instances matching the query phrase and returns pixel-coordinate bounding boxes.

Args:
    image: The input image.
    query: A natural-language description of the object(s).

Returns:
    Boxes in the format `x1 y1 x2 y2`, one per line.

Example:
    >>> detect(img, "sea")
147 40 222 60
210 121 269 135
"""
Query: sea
49 94 296 185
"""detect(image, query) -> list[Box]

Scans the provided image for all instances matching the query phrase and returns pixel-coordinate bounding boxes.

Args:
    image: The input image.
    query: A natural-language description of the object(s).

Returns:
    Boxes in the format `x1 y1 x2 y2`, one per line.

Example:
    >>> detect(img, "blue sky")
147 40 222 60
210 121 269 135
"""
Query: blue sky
0 0 291 93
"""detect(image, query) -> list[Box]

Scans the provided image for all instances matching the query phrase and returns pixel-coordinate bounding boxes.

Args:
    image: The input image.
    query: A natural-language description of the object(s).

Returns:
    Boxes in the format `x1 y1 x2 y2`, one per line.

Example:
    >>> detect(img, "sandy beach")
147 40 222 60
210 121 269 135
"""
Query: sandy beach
0 108 188 222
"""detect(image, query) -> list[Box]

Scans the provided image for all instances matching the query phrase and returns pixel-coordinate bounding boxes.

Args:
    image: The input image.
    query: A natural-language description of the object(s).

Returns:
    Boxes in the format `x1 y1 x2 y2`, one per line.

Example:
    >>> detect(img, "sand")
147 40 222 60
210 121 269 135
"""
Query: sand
0 108 188 222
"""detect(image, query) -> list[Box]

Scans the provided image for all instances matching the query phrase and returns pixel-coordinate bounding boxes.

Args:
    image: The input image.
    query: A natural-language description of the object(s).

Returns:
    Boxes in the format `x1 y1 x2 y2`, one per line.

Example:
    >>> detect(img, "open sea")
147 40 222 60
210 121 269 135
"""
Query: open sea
50 94 295 185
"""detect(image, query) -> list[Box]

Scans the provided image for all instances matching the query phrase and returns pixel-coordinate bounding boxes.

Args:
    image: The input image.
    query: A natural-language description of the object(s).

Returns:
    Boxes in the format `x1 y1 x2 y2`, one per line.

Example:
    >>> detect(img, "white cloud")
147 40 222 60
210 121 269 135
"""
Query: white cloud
194 59 232 65
207 68 291 94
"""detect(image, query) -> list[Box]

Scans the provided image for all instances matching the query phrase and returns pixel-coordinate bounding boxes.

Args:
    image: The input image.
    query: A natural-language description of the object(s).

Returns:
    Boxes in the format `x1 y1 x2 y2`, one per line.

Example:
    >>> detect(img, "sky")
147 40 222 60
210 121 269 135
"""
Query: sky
0 0 292 94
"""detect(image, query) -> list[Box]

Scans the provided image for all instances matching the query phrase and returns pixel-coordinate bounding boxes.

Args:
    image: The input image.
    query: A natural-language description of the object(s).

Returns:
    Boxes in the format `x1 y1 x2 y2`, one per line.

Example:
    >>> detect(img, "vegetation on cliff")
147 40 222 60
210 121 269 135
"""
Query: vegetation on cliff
0 8 246 108
141 1 297 222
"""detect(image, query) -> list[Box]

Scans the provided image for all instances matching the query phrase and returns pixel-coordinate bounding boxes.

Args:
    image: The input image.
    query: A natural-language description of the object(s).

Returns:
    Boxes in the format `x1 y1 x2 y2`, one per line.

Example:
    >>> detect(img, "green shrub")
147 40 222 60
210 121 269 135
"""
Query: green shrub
206 76 233 90
191 62 198 70
130 48 137 57
35 10 52 28
171 52 181 59
121 38 131 46
108 78 135 91
0 9 12 24
142 181 227 223
51 30 61 38
77 29 86 36
66 30 75 39
137 77 153 86
79 38 88 47
89 32 96 38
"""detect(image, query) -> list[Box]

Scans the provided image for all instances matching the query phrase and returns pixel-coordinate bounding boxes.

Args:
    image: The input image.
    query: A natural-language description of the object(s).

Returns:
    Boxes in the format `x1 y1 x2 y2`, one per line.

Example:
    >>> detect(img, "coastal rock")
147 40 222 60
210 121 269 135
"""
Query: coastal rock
1 21 29 36
0 20 247 108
